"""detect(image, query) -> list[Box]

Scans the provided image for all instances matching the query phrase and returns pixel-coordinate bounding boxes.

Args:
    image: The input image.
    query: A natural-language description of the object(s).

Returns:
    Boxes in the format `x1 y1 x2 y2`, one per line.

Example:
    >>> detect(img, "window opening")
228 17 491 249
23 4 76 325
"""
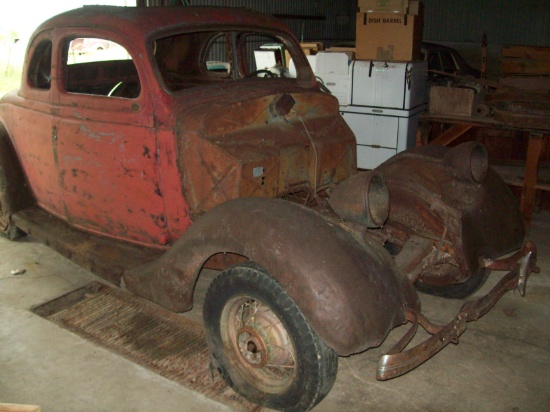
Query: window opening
28 40 52 90
66 37 140 99
155 30 294 93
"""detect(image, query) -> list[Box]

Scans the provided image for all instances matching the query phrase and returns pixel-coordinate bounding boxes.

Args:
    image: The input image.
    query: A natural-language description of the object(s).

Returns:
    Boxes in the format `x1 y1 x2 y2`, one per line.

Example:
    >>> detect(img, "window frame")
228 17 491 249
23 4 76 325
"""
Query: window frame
22 31 54 103
55 27 148 113
27 39 53 91
149 26 314 96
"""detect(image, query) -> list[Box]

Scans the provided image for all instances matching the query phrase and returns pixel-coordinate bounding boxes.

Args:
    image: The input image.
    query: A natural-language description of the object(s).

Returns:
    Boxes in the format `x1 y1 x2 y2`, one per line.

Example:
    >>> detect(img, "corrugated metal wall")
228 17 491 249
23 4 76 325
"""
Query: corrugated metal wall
422 0 550 47
182 0 549 48
180 0 548 78
186 0 357 47
419 0 549 77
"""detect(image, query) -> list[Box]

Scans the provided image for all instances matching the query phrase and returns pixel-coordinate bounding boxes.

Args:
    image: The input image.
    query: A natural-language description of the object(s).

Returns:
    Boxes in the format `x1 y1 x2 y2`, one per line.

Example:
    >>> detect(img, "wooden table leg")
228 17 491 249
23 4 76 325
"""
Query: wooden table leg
520 133 544 230
428 123 475 146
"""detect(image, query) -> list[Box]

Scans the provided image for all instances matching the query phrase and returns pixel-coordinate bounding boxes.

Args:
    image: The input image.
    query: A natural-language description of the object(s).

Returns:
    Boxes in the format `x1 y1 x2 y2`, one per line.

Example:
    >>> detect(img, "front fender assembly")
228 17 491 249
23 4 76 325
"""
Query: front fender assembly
124 197 419 355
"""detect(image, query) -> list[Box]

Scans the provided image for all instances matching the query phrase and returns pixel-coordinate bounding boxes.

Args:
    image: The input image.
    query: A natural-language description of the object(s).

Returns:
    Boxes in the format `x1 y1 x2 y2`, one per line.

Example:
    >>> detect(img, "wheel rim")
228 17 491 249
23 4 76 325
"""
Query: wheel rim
220 295 297 394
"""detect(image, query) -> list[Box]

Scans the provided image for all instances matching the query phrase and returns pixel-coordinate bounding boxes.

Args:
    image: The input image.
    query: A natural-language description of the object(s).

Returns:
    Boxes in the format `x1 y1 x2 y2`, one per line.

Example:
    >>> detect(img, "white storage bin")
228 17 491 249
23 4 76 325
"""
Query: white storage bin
350 60 427 109
340 106 422 169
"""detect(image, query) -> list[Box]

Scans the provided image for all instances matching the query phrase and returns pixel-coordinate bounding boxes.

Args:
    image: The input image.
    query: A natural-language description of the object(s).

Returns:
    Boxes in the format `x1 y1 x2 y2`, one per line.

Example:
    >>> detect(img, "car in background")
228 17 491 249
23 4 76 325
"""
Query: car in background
329 41 480 80
422 41 481 79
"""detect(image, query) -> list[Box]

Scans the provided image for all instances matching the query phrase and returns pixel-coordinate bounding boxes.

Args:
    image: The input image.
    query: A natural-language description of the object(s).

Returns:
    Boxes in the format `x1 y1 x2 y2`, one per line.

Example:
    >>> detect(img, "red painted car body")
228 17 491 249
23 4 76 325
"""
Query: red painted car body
3 6 357 248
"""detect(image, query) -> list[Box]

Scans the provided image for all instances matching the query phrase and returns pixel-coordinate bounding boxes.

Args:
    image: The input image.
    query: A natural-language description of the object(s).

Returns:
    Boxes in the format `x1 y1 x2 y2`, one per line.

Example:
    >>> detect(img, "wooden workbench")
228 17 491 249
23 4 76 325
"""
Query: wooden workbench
419 113 549 230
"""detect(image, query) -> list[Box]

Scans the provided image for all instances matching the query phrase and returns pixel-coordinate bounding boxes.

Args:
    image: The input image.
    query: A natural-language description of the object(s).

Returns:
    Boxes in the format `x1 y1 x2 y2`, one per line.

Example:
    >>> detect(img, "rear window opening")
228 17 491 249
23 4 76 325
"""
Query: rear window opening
153 30 299 93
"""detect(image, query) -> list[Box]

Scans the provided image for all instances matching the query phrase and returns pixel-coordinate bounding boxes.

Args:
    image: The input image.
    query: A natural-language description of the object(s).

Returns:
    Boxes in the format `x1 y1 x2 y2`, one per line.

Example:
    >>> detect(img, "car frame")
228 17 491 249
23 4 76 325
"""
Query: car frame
0 6 538 411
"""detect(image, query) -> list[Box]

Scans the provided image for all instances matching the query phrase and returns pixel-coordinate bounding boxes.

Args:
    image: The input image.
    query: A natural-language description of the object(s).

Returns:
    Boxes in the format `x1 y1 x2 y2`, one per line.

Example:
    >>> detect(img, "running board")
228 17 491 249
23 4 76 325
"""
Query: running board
12 207 163 285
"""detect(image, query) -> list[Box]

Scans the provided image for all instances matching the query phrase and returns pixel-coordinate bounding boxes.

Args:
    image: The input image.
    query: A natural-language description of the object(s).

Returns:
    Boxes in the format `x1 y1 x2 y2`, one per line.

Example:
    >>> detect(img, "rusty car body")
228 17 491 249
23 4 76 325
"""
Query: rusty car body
0 6 538 411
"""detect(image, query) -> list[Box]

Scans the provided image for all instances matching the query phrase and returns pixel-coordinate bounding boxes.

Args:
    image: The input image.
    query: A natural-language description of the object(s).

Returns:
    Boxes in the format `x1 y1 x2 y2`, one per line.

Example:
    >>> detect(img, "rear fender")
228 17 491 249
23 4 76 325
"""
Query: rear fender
124 197 419 355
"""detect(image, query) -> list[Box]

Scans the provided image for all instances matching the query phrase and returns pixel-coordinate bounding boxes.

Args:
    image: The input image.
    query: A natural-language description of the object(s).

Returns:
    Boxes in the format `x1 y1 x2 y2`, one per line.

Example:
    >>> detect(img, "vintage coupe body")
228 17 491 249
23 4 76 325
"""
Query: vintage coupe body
0 6 538 411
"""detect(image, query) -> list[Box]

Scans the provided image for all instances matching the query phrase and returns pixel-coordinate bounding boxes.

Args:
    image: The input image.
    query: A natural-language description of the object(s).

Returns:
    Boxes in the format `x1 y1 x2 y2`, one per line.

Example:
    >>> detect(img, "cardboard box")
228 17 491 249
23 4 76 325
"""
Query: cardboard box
355 12 423 61
407 1 423 16
428 86 476 117
358 0 409 14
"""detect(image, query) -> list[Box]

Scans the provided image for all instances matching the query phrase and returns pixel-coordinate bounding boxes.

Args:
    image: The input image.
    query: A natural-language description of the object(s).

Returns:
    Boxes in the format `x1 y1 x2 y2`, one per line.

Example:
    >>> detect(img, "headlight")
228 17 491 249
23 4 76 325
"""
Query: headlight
443 142 488 183
329 171 389 228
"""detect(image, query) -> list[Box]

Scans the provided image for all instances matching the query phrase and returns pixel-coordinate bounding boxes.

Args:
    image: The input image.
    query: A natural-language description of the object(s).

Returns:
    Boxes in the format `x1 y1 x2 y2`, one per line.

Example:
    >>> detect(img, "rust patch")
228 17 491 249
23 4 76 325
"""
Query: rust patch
142 145 151 159
32 282 261 412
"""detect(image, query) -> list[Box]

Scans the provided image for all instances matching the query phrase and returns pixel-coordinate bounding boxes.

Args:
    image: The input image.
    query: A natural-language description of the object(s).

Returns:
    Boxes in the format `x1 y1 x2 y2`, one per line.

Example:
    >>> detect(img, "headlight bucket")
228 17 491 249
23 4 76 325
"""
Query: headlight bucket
443 141 488 183
329 171 390 228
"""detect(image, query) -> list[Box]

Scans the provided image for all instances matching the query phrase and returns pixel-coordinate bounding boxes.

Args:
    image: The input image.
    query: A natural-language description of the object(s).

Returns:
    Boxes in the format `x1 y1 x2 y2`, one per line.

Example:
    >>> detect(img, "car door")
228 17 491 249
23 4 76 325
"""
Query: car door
9 31 66 216
52 29 169 246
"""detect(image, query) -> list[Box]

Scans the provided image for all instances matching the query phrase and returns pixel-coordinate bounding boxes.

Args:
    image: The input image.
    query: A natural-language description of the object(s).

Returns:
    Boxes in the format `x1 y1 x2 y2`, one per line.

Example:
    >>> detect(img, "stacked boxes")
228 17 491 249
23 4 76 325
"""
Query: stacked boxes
310 1 428 169
356 1 424 61
339 59 427 169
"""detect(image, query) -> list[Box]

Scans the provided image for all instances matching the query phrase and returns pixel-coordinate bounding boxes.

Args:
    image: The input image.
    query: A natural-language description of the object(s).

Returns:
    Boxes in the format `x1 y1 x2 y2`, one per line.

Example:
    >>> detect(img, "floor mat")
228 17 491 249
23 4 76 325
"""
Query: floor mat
32 281 261 412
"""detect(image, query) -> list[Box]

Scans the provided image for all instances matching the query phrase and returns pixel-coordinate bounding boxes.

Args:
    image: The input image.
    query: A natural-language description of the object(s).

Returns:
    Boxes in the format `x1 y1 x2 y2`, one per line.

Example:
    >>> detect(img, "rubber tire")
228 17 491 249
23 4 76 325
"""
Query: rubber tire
415 268 491 299
0 214 21 240
203 262 338 412
0 174 19 240
0 131 34 240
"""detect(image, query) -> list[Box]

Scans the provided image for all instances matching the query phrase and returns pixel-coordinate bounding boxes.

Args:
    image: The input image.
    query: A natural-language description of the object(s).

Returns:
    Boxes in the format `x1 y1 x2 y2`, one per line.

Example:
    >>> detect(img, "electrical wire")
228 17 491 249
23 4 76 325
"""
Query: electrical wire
285 109 319 203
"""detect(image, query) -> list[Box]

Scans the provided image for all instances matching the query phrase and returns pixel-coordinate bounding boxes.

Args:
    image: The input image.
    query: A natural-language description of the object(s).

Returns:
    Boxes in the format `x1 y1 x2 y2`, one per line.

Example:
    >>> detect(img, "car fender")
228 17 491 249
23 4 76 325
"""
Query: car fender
376 143 525 281
0 126 34 215
124 197 419 355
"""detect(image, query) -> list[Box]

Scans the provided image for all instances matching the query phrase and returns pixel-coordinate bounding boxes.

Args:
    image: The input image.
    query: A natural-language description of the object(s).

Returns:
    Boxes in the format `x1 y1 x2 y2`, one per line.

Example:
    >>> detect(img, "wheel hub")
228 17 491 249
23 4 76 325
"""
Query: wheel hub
220 296 297 393
237 326 268 367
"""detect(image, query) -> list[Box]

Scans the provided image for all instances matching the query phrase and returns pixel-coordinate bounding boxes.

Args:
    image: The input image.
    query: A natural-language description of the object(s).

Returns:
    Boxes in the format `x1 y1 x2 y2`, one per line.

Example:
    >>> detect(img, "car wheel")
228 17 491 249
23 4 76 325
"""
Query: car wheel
0 203 21 240
0 192 22 240
416 268 491 299
0 173 22 240
203 262 338 412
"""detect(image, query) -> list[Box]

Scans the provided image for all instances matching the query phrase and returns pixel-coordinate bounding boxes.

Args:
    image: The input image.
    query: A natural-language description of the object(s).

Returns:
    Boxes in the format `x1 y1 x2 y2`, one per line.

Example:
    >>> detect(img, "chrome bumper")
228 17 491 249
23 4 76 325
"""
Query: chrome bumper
378 241 538 380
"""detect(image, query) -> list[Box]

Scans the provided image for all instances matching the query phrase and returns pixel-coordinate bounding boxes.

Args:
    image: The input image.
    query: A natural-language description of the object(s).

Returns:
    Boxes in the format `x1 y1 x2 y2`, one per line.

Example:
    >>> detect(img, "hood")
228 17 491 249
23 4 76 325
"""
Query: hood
177 89 356 217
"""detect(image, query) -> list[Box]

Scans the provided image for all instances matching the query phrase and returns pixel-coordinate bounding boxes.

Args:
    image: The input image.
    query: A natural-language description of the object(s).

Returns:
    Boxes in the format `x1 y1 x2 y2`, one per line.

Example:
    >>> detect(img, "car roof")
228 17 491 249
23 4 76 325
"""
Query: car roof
33 6 289 41
421 42 459 53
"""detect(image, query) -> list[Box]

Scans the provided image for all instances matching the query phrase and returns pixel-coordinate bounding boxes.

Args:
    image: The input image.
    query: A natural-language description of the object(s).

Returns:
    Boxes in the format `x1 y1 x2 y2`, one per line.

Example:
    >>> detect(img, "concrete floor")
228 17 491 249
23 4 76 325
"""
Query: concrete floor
1 213 549 411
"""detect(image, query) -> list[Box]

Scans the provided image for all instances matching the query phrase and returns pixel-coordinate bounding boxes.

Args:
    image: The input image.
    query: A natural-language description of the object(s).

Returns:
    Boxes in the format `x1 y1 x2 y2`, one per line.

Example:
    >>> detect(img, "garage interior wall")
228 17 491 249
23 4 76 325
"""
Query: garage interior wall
172 0 550 78
422 0 549 46
173 0 357 46
422 0 550 77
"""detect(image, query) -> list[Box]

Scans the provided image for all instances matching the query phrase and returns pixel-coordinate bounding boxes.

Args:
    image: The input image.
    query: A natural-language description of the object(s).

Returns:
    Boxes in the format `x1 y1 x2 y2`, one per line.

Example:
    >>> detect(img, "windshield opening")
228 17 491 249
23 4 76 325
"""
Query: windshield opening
153 29 305 93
